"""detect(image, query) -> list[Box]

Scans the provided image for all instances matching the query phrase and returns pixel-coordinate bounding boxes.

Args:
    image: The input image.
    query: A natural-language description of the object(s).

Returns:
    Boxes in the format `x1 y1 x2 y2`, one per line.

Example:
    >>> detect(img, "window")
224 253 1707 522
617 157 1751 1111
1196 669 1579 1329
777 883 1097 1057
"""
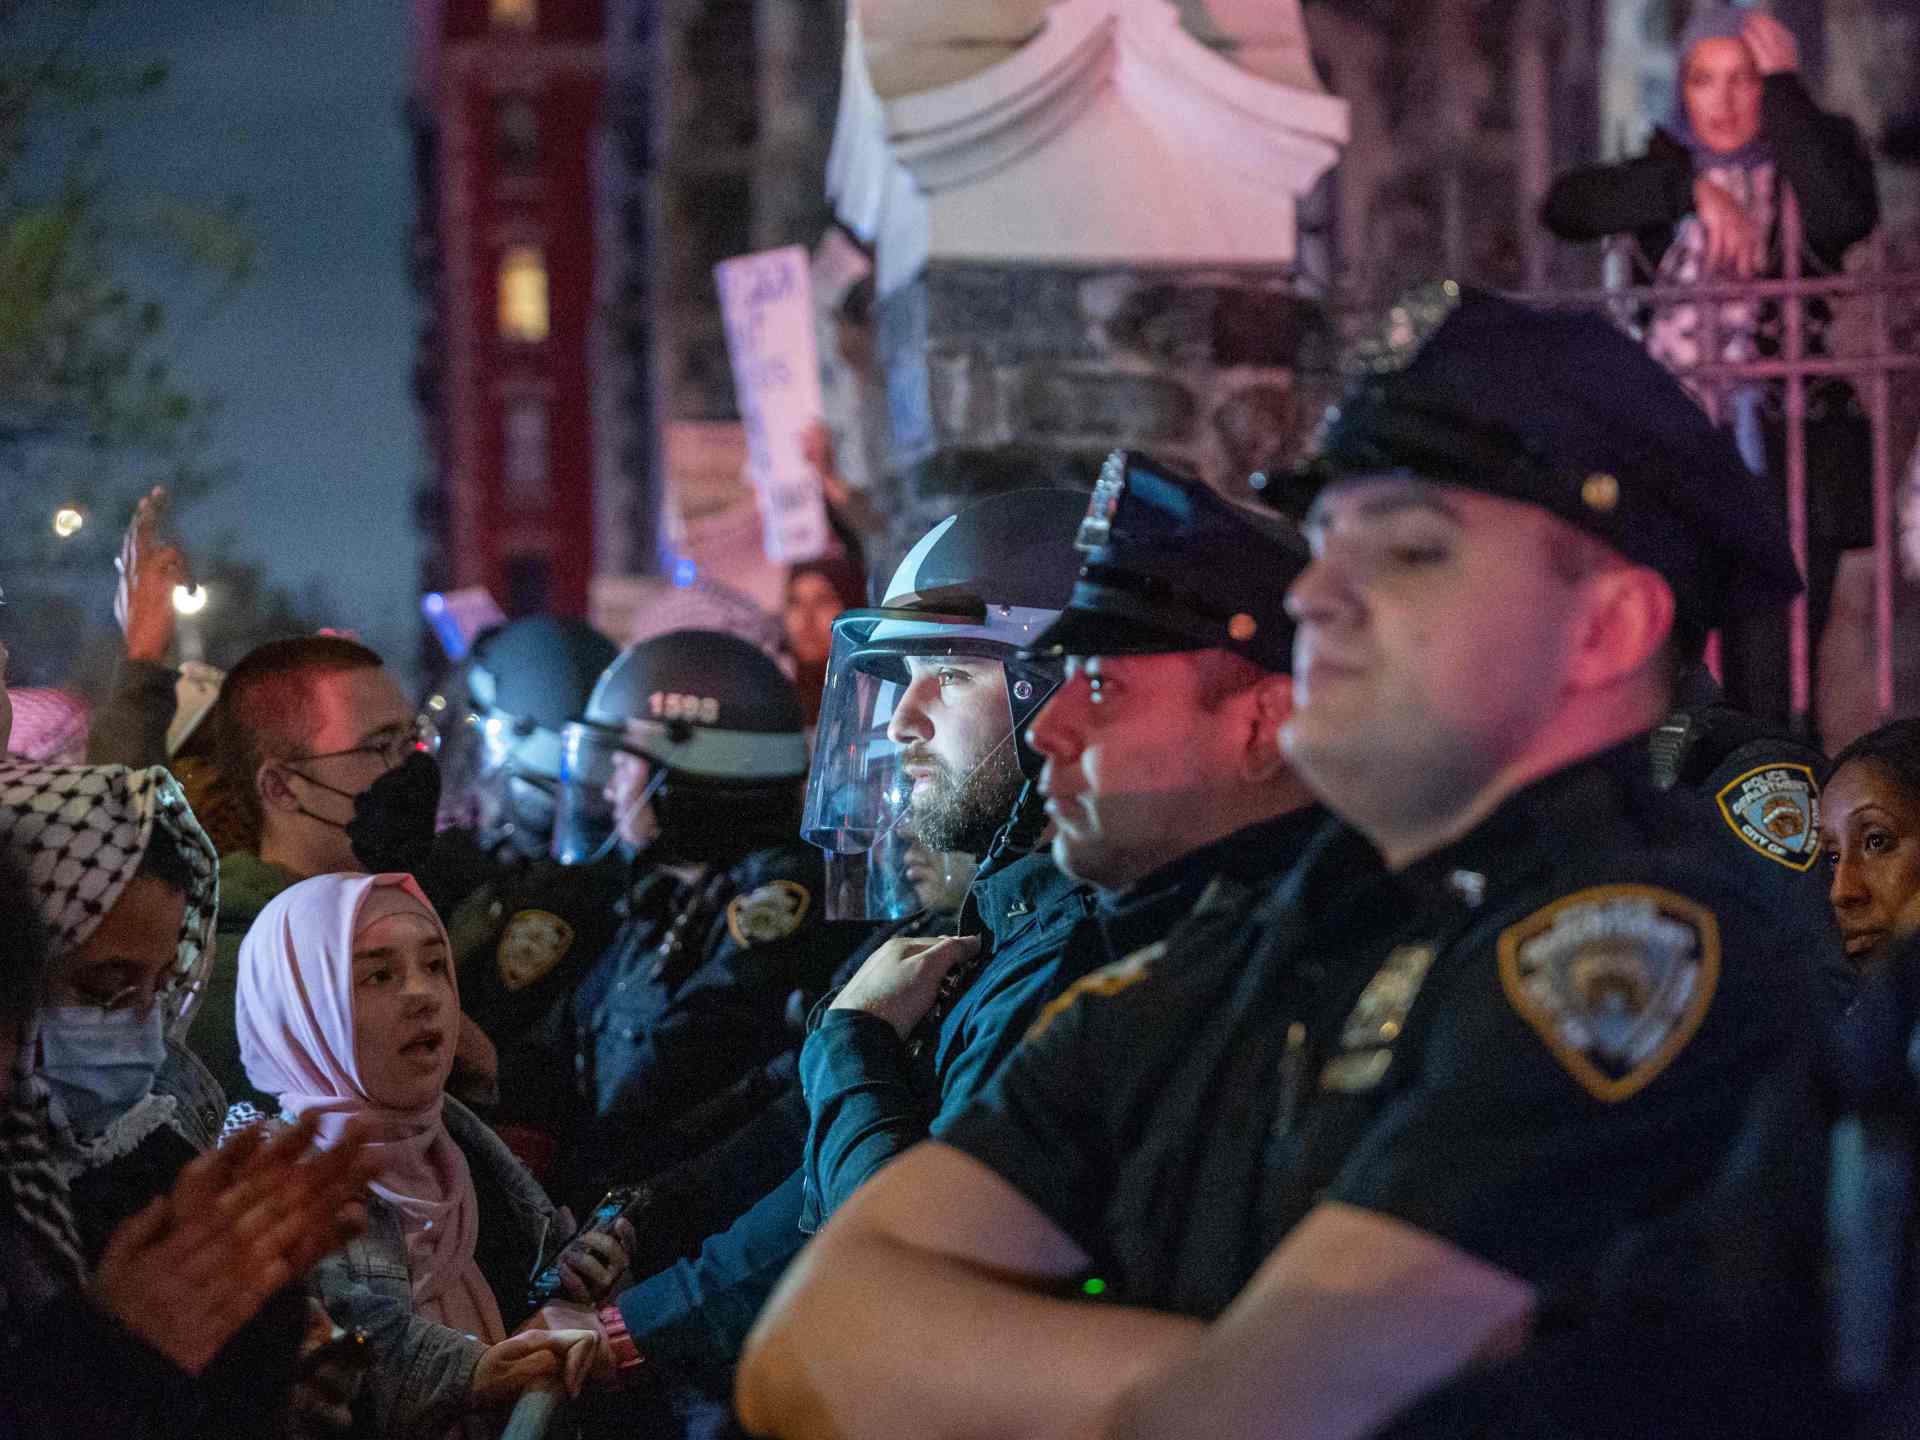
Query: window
498 244 549 342
491 0 536 30
502 397 548 508
495 97 539 175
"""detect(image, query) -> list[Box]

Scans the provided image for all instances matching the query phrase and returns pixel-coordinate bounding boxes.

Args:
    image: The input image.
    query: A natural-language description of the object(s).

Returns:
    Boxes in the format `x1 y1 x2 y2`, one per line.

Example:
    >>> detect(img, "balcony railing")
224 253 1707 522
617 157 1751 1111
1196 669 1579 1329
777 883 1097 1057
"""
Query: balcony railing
1520 187 1920 728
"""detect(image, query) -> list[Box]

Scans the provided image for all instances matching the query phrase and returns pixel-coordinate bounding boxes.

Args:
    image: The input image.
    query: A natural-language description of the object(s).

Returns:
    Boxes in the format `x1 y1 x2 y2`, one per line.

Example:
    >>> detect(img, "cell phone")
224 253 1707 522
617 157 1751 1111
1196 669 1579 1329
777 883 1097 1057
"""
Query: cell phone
526 1183 648 1309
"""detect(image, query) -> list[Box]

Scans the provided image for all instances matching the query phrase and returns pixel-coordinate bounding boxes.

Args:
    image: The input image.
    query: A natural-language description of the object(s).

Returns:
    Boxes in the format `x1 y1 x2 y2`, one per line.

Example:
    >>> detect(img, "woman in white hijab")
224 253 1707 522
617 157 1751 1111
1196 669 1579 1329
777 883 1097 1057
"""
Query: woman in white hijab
236 871 627 1437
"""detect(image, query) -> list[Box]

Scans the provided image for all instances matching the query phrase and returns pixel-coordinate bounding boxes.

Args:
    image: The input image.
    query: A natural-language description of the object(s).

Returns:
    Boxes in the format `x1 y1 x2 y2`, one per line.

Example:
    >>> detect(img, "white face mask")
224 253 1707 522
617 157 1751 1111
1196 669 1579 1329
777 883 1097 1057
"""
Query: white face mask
36 1005 167 1136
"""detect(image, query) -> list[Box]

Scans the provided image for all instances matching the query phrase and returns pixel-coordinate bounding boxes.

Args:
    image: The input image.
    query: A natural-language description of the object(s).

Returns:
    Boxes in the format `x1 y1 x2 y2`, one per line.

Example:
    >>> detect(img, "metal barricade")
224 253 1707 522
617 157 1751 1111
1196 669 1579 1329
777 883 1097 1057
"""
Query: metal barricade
502 1382 567 1440
1523 188 1920 729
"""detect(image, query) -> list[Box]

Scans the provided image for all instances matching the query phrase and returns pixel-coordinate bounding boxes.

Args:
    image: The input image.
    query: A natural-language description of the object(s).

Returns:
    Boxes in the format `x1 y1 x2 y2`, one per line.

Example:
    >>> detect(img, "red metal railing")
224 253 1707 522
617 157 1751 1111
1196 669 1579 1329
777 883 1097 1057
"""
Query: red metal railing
1523 188 1920 728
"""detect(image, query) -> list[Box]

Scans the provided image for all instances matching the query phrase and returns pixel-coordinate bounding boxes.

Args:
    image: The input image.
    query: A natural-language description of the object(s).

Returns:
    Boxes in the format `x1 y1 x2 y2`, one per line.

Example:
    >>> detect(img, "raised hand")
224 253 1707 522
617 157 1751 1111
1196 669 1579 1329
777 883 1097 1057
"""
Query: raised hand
1742 12 1798 76
115 486 193 664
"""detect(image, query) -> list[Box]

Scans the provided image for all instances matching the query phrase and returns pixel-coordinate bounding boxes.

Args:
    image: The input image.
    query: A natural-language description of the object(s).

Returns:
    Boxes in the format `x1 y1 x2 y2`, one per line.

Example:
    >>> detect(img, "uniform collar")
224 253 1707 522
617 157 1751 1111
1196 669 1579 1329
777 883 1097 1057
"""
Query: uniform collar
1110 804 1326 911
1091 806 1325 962
1390 737 1650 914
971 850 1090 946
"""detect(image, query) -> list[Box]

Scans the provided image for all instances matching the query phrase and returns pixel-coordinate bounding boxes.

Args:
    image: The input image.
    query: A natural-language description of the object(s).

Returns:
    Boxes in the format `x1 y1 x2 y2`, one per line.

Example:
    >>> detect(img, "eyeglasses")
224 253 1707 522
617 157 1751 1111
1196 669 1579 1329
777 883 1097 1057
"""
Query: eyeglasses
289 713 441 770
89 972 189 1018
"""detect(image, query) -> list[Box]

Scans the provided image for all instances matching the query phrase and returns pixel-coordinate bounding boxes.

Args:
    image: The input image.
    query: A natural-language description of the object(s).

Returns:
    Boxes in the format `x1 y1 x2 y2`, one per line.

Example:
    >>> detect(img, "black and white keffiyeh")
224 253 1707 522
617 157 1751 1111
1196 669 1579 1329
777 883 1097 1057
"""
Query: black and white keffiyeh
0 1032 87 1290
0 764 219 1300
0 762 219 1040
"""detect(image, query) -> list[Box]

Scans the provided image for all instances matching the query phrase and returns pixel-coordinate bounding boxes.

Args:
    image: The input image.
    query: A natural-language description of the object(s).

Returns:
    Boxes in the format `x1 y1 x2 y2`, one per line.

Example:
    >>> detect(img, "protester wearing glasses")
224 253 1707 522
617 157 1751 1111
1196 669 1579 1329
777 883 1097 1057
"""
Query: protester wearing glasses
197 636 493 1119
0 762 378 1440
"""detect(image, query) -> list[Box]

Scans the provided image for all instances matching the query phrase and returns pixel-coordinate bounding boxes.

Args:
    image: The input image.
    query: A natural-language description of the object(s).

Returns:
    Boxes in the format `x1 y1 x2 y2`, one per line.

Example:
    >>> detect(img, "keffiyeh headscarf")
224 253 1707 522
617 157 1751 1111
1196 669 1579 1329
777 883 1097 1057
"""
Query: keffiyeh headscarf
0 763 219 1040
0 764 219 1296
236 873 504 1343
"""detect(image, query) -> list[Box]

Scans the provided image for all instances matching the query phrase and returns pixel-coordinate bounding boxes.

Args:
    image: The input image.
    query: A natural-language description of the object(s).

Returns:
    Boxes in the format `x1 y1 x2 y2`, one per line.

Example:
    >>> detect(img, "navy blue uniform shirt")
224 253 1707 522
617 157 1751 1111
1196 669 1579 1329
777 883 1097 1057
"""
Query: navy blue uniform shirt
938 742 1836 1438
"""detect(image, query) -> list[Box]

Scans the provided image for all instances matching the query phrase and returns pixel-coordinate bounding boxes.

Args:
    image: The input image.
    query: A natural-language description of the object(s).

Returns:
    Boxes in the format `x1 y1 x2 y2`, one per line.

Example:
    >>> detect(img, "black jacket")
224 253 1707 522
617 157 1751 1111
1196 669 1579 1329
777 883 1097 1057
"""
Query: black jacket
1541 73 1877 273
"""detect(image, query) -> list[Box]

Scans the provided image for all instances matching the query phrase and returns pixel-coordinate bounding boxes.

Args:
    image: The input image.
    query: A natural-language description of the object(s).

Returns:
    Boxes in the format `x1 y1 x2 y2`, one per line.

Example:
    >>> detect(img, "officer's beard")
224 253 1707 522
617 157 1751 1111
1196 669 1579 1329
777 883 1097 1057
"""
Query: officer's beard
903 734 1025 857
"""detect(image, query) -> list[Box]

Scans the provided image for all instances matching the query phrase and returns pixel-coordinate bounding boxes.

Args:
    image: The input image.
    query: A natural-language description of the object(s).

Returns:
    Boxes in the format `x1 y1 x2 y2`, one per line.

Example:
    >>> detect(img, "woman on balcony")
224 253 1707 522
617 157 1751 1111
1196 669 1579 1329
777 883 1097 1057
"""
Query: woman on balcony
1542 4 1878 737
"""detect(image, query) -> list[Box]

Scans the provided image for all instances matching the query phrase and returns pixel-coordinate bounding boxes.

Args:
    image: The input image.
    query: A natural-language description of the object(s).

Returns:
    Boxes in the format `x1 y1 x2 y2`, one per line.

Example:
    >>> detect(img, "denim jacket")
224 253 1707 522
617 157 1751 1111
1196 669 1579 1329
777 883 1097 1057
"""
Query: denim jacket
309 1097 559 1439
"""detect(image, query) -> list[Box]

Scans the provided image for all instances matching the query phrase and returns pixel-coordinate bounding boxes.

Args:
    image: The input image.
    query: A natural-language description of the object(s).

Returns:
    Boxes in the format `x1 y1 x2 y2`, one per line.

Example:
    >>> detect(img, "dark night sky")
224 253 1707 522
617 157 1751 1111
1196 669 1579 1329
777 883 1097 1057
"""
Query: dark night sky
85 0 424 681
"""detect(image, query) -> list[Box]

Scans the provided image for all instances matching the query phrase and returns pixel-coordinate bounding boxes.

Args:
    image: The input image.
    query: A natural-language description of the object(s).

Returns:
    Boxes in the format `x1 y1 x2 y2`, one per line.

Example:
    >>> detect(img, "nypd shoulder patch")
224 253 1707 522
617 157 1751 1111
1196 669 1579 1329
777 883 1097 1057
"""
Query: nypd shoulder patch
1714 763 1819 872
1027 941 1162 1043
497 909 575 992
726 879 812 947
1497 885 1719 1103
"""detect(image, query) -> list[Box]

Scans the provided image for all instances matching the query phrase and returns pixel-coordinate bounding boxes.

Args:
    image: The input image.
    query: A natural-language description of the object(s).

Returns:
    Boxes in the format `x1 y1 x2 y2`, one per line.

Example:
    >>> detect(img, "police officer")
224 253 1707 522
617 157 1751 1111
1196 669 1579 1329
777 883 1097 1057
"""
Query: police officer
424 617 633 1091
516 629 855 1206
740 289 1840 1439
585 473 1320 1414
443 614 619 861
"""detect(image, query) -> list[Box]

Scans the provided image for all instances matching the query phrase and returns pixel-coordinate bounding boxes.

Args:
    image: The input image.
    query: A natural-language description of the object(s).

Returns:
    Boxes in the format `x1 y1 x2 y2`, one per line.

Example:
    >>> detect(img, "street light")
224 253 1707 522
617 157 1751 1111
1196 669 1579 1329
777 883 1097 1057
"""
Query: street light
52 507 84 538
171 583 208 616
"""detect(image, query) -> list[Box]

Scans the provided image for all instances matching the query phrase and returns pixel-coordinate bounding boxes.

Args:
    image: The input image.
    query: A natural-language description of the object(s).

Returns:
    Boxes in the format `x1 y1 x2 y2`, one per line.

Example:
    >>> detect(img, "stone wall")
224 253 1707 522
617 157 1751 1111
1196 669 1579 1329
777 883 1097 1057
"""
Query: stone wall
870 258 1328 575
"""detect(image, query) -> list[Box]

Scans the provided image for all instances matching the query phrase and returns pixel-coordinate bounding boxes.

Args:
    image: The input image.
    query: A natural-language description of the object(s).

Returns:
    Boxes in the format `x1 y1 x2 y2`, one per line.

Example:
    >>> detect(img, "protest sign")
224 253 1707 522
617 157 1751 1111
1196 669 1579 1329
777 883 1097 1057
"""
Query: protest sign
714 245 831 564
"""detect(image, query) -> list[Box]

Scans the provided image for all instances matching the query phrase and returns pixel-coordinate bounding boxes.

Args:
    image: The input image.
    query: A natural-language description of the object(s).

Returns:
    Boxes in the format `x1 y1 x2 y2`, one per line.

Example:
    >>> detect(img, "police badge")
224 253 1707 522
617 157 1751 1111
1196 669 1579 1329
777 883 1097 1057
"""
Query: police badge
1321 943 1437 1093
1715 763 1819 872
497 909 575 992
1498 885 1720 1103
726 880 812 946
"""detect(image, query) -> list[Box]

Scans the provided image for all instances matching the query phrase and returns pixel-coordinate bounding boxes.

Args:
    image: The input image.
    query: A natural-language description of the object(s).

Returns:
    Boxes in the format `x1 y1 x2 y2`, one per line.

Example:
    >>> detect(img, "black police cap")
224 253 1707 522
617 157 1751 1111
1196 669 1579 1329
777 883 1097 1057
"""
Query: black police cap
1024 450 1307 673
1265 285 1803 633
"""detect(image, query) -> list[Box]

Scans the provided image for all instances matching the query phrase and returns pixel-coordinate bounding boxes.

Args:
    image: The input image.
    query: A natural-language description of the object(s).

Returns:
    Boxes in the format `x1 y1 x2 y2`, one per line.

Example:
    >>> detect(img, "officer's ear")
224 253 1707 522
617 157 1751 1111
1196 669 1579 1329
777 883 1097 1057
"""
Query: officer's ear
1240 672 1296 783
1565 564 1674 696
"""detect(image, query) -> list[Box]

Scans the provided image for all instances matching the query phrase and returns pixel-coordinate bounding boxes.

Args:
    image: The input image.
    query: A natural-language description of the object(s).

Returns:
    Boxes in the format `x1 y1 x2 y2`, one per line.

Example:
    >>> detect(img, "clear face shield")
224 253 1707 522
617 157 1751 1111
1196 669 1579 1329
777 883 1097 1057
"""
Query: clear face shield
432 703 488 833
549 721 668 866
801 607 1057 919
438 706 563 857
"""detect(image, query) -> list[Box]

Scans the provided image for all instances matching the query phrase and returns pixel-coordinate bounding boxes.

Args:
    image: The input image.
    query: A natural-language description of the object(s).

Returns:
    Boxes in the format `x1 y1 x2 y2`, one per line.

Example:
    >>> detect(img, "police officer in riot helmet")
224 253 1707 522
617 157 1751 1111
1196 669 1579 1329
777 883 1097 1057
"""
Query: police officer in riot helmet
802 488 1084 920
794 488 1102 1226
428 617 633 1089
553 630 810 869
557 491 1093 1420
524 629 849 1205
445 615 618 860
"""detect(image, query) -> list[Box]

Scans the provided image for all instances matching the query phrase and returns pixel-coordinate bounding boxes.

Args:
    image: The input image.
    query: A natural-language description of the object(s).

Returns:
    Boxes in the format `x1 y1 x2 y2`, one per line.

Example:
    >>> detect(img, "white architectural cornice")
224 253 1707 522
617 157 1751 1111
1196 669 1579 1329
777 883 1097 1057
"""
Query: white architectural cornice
829 0 1348 294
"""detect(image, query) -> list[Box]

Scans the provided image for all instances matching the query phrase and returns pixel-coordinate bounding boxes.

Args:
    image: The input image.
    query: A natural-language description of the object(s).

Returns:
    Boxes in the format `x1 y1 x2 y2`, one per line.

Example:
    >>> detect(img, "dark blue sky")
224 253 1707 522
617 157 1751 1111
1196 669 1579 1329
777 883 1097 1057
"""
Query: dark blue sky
86 0 423 679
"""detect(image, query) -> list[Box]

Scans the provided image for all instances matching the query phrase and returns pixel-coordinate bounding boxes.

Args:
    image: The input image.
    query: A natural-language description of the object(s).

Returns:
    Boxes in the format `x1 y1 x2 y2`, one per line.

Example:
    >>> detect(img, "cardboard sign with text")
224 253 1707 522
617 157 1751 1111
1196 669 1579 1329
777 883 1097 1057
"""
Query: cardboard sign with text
714 245 831 564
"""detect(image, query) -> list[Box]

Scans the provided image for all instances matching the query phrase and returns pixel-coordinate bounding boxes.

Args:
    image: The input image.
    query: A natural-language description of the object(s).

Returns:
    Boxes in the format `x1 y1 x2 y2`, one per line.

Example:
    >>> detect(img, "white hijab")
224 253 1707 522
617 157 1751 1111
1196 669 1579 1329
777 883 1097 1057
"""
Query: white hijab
235 872 504 1342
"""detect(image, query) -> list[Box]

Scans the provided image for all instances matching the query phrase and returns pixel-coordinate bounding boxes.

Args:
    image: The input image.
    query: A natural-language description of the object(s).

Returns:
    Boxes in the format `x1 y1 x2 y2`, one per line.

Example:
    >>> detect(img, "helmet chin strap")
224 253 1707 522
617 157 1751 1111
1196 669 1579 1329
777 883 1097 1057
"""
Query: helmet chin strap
957 777 1051 936
584 765 670 867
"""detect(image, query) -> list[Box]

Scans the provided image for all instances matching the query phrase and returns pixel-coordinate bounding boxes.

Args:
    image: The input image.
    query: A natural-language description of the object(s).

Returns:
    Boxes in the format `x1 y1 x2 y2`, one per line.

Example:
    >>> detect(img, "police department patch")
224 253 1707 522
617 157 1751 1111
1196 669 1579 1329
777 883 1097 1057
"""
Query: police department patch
497 909 574 992
1715 763 1819 872
1026 942 1162 1042
1497 885 1720 1103
726 880 812 946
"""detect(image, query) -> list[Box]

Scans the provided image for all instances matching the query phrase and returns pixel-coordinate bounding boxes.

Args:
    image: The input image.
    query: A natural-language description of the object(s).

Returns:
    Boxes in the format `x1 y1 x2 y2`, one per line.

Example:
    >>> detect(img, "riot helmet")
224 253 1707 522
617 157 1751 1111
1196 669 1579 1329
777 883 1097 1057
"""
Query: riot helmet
801 488 1085 917
552 628 809 866
440 616 618 859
